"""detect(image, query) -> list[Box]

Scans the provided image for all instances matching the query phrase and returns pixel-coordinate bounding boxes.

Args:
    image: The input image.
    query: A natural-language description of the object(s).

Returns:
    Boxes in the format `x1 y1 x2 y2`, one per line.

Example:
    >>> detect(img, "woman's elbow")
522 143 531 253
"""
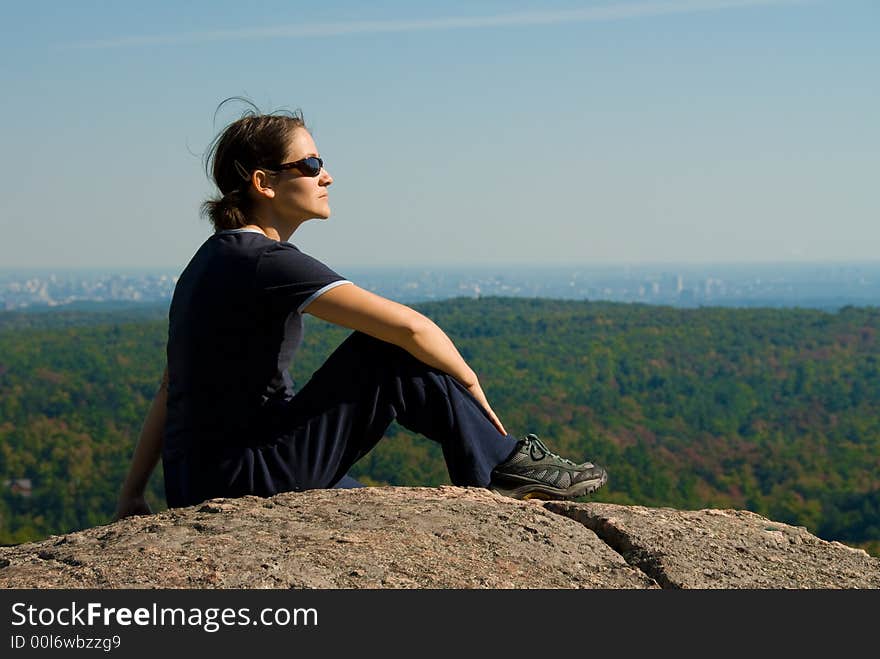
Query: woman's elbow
402 308 438 333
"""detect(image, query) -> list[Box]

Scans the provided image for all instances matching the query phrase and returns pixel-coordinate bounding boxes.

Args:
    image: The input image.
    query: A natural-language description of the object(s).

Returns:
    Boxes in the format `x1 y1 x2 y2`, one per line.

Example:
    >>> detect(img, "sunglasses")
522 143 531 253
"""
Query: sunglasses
273 156 324 177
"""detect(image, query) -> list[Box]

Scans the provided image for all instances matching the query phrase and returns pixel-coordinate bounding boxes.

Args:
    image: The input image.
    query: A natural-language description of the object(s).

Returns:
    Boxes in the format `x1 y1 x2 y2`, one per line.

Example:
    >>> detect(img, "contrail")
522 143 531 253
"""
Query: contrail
64 0 810 50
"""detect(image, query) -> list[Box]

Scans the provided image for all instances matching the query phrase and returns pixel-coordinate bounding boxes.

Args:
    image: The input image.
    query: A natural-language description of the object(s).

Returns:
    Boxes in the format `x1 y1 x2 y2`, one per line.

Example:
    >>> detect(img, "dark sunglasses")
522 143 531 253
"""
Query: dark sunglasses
273 156 324 177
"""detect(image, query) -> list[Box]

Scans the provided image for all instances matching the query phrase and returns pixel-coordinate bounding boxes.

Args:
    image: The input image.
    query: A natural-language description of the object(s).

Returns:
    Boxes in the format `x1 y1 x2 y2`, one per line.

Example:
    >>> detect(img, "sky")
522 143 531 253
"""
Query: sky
0 0 877 271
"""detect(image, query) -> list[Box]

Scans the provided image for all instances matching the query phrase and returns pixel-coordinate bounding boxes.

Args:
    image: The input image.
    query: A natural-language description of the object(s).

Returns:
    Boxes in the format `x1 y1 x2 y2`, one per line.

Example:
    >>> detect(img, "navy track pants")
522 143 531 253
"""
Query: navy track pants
163 330 519 508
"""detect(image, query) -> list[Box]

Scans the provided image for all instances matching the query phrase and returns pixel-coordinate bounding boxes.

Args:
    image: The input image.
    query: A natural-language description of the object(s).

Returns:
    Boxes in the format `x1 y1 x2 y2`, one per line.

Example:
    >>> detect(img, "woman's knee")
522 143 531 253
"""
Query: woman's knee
346 330 395 350
342 331 413 365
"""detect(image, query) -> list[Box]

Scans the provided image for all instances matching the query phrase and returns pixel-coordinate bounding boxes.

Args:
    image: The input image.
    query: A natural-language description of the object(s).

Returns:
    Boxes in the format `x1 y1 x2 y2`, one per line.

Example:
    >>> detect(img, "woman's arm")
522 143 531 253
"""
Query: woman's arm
304 285 507 436
113 366 169 520
404 319 507 436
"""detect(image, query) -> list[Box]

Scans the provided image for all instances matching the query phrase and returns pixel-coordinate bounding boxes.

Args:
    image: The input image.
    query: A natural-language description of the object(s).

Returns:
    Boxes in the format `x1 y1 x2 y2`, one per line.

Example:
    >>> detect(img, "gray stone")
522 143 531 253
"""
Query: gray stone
2 488 876 589
543 501 880 589
0 487 655 589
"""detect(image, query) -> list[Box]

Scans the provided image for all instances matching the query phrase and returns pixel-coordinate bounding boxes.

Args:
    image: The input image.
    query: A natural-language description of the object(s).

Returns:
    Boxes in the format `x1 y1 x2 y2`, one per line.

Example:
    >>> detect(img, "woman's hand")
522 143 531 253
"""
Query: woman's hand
465 380 508 437
115 365 167 523
113 492 153 522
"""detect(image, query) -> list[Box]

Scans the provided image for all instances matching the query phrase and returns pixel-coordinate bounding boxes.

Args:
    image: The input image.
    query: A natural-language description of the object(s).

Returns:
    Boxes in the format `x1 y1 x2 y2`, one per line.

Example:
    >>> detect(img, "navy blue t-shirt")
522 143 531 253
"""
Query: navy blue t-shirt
163 228 353 460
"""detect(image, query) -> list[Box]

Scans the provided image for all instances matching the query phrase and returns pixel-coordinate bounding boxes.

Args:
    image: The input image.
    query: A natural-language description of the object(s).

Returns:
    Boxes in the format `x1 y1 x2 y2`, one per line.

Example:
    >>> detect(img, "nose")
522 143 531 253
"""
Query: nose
320 167 333 187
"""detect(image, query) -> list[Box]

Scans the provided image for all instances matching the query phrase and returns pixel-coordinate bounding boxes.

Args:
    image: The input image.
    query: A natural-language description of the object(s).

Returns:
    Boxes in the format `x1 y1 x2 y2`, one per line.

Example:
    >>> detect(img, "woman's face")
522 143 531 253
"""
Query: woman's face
271 128 333 221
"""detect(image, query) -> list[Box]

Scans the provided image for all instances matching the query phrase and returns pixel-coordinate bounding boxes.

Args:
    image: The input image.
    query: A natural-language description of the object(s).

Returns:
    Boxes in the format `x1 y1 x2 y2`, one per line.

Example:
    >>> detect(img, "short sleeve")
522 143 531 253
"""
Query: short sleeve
256 242 353 312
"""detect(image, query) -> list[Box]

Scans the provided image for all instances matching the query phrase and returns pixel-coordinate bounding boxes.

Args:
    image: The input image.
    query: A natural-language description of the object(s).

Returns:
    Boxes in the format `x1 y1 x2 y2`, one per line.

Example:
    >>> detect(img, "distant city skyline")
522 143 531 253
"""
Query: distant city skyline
3 256 880 275
2 0 878 269
4 261 878 312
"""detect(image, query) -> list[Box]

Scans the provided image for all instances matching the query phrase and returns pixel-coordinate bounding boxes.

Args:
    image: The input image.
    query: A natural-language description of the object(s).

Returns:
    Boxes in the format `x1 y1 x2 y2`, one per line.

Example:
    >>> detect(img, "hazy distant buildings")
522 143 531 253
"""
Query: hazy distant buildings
0 272 178 310
1 263 878 312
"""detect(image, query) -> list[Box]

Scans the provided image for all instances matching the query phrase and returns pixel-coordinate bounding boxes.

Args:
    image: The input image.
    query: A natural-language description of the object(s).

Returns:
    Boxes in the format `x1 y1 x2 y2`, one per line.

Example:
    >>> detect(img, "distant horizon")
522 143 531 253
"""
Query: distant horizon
4 258 880 271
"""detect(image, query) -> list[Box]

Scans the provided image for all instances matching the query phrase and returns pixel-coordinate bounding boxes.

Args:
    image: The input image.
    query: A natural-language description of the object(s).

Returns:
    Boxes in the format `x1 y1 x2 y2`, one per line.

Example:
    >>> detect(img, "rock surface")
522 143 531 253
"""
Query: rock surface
546 501 880 589
1 486 878 589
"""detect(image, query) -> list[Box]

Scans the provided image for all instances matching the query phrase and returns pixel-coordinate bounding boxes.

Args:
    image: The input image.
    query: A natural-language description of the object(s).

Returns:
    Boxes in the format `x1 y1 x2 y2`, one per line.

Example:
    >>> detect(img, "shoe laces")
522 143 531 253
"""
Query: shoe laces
522 433 579 466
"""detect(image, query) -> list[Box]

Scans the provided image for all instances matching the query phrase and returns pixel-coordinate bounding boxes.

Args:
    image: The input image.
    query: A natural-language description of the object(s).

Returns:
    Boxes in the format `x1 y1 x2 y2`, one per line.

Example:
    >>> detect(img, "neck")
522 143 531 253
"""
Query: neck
241 223 284 242
241 215 305 243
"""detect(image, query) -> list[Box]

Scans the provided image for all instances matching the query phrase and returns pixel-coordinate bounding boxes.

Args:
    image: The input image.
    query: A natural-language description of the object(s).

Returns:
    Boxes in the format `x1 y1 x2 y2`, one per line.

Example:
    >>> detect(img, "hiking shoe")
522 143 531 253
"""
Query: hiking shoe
489 433 607 501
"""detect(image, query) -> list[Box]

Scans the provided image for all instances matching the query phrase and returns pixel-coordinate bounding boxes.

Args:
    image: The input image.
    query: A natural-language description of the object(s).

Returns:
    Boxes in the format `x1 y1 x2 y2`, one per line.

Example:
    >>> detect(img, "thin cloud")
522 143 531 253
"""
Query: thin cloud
64 0 809 50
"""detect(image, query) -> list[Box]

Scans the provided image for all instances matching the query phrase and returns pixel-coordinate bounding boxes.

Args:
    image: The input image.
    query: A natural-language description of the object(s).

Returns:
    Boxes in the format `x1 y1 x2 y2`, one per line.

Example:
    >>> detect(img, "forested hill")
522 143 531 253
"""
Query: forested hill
1 298 878 556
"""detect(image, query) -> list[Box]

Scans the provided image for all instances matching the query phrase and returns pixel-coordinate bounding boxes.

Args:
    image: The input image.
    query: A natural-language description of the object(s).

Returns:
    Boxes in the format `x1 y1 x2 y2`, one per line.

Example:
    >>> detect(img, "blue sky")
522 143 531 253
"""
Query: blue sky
1 0 877 271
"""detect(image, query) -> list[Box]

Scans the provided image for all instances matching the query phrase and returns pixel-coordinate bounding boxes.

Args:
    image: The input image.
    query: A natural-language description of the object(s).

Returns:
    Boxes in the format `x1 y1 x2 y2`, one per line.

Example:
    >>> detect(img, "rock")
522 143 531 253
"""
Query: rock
544 501 880 589
0 487 877 589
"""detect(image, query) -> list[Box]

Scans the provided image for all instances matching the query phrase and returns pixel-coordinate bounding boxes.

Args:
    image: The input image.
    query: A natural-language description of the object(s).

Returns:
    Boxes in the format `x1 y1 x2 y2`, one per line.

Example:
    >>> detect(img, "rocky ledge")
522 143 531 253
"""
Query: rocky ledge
1 486 878 589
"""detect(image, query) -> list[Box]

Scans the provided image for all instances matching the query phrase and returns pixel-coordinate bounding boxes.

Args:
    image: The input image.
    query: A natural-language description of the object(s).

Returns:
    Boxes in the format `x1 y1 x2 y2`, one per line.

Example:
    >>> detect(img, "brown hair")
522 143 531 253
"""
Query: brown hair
201 97 307 232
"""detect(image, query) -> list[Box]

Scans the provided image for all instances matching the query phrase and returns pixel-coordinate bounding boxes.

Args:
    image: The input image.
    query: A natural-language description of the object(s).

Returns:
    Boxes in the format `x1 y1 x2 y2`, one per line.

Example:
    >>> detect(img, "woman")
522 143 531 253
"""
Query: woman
113 101 607 520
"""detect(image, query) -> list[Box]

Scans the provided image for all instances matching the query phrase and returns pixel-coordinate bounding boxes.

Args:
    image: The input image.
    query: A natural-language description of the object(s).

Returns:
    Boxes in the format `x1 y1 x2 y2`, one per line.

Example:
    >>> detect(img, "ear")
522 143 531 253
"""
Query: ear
251 170 276 199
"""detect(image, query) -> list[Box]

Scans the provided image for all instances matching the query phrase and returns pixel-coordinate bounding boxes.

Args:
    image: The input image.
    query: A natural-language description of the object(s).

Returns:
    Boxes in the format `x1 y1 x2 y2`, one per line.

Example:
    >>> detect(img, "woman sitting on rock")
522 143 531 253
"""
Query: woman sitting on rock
113 99 607 520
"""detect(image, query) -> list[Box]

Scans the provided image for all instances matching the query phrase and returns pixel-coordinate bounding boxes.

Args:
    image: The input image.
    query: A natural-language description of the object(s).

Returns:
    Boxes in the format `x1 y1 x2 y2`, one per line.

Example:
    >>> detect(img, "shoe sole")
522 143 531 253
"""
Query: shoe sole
489 471 607 501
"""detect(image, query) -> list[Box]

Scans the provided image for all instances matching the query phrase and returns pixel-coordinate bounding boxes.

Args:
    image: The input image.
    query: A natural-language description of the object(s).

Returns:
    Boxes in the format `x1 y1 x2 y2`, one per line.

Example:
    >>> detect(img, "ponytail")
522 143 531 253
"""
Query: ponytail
200 188 251 232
